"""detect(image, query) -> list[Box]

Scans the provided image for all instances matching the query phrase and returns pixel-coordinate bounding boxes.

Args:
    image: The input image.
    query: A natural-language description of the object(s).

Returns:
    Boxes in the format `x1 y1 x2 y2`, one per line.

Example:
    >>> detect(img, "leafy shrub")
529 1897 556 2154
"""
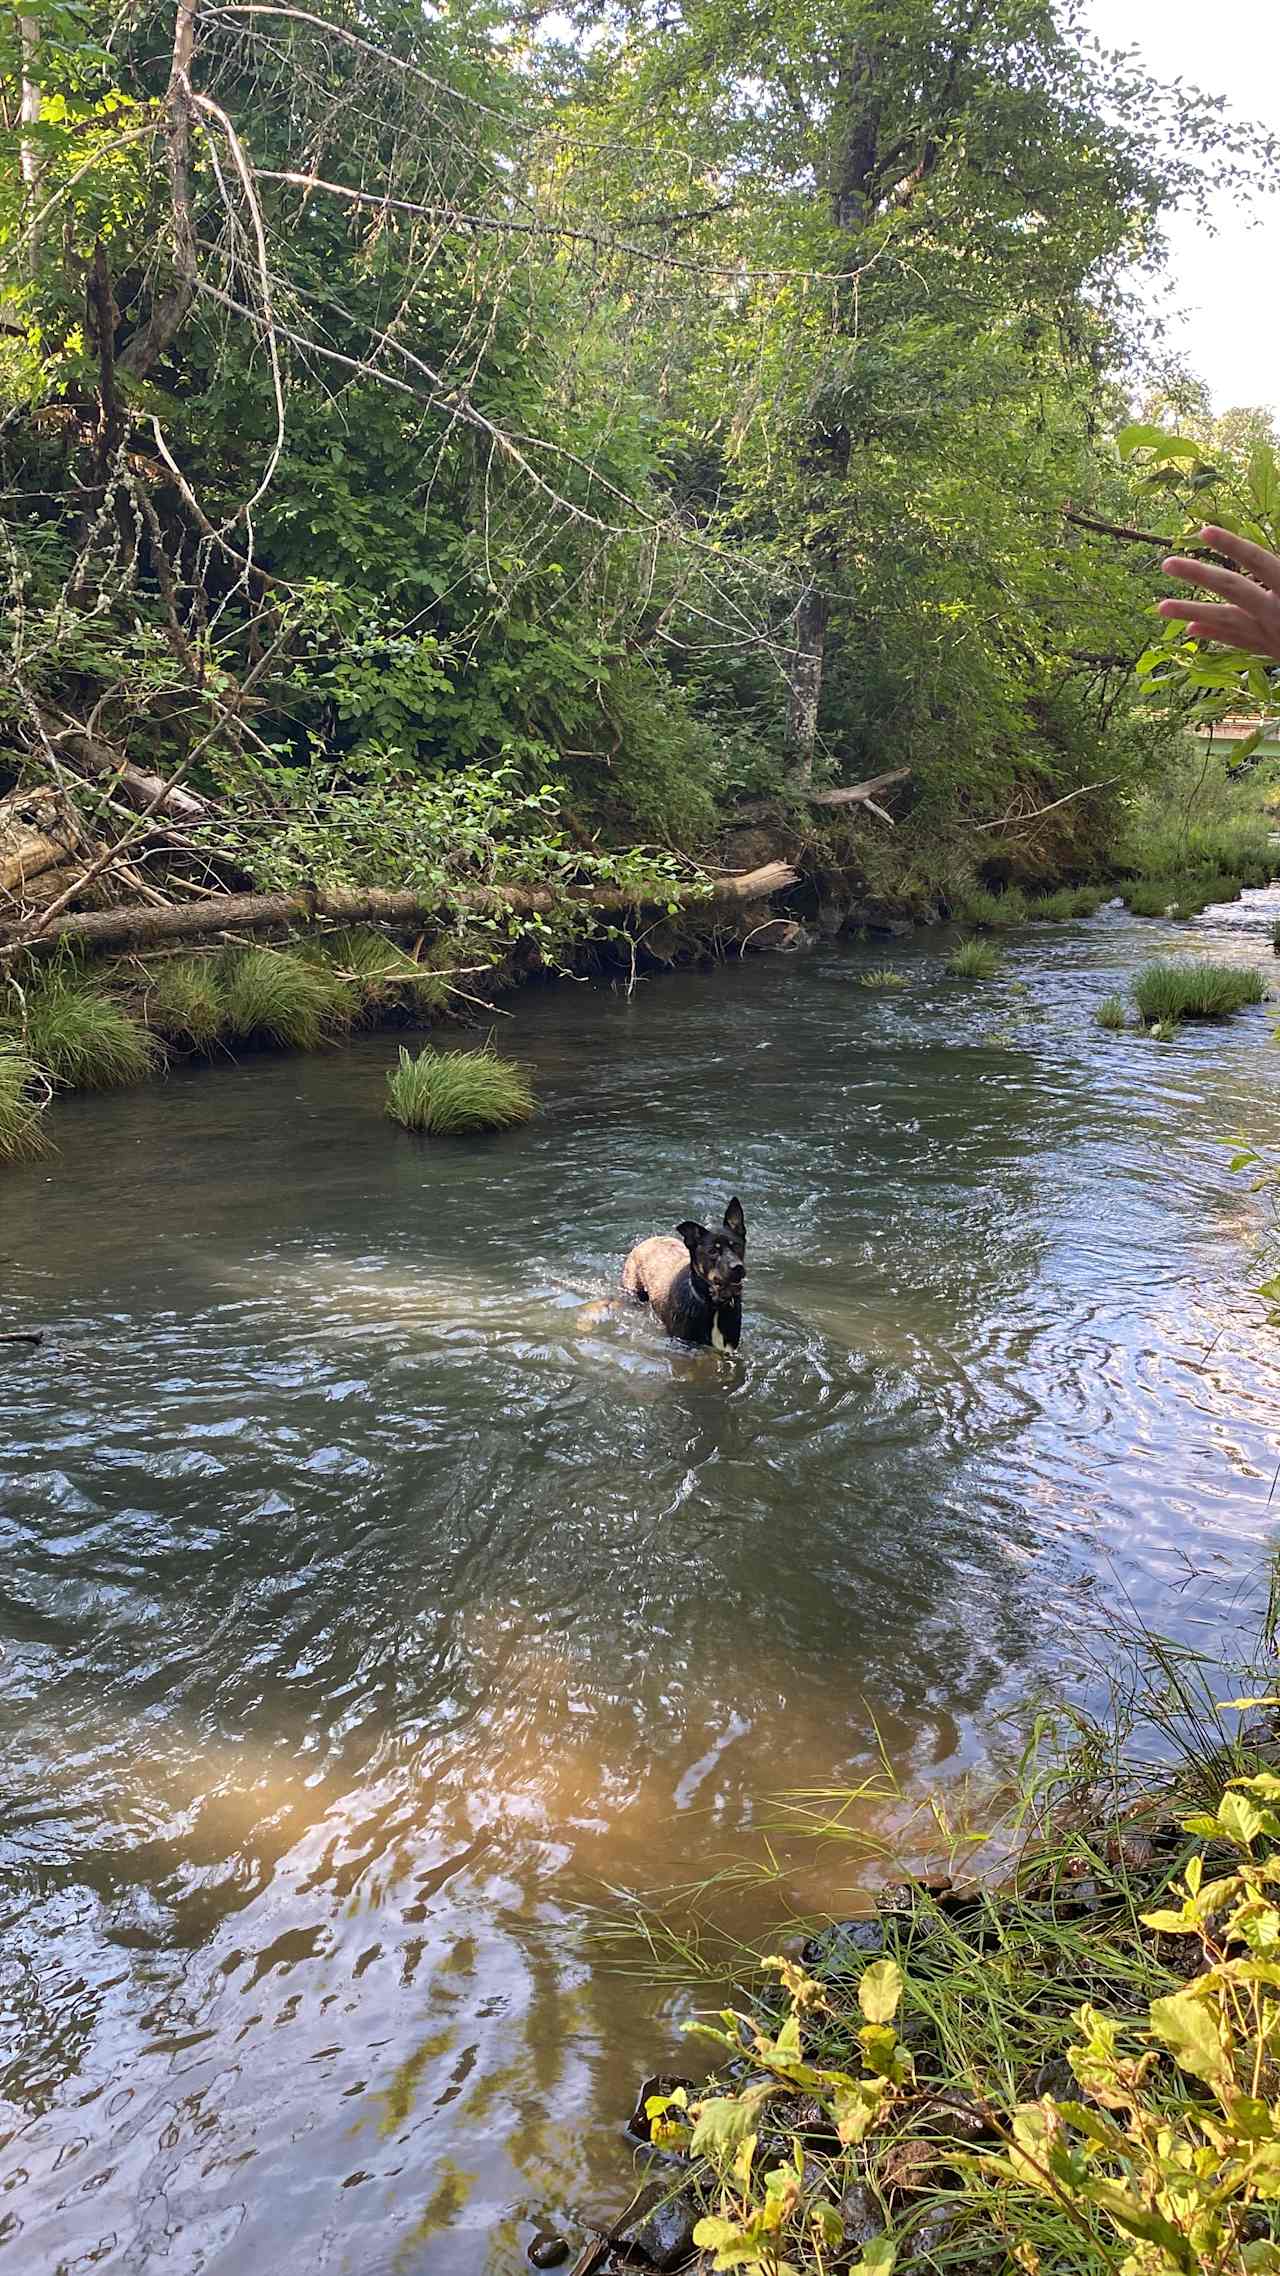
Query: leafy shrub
0 1050 51 1161
858 965 909 990
1132 959 1266 1025
386 1043 534 1134
141 957 228 1050
947 939 999 978
1095 992 1127 1031
221 948 356 1049
23 974 156 1089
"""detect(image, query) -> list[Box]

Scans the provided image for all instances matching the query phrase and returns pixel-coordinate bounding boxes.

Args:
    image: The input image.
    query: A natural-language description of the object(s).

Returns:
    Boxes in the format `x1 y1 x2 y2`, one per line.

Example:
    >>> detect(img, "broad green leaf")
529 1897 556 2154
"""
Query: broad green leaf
1219 1789 1268 1846
1148 1991 1229 2086
858 1958 903 2024
848 2242 895 2276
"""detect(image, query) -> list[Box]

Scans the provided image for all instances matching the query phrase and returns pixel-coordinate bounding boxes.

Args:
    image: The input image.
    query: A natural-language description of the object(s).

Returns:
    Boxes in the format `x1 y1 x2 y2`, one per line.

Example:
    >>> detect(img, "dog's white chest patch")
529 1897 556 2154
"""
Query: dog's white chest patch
710 1315 727 1352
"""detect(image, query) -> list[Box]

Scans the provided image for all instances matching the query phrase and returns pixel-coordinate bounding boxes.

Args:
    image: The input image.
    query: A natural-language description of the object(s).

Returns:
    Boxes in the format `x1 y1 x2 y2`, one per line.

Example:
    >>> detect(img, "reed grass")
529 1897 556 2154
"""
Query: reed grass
1095 992 1127 1031
220 947 356 1049
946 939 999 979
1028 885 1107 921
319 929 448 1018
858 965 909 990
957 885 1029 929
142 956 227 1050
1132 958 1266 1025
385 1043 534 1134
0 1050 51 1160
23 972 156 1089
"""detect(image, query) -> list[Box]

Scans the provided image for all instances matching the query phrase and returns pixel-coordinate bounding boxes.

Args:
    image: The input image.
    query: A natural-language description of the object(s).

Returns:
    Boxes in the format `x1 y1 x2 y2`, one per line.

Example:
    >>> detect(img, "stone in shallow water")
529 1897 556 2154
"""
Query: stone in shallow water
528 2230 570 2268
800 1917 886 1970
609 2179 699 2270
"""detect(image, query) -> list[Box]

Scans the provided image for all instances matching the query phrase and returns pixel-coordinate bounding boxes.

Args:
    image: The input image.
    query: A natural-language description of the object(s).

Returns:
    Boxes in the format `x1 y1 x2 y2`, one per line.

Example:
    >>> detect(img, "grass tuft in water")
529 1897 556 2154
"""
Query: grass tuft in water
858 965 909 991
1132 959 1266 1026
1271 918 1280 956
221 947 356 1050
946 939 999 979
956 885 1028 929
24 973 157 1089
386 1044 534 1135
1029 885 1107 922
0 1050 51 1160
141 957 227 1050
1095 992 1128 1032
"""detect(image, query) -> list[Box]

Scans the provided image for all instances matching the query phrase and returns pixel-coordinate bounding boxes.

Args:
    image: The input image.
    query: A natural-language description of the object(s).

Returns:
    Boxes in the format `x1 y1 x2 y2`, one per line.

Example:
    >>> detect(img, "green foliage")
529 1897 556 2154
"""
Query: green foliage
858 965 909 991
1096 993 1128 1032
957 887 1029 930
1030 887 1107 921
947 940 1000 979
385 1043 534 1134
317 930 448 1020
1272 919 1280 956
140 958 228 1051
20 972 156 1089
220 949 356 1051
0 1050 51 1160
1131 960 1267 1025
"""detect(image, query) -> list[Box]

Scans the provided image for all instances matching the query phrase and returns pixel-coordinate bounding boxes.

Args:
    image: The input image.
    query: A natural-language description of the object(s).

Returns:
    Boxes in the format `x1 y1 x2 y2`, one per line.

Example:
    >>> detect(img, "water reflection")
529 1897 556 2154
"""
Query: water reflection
2 892 1279 2271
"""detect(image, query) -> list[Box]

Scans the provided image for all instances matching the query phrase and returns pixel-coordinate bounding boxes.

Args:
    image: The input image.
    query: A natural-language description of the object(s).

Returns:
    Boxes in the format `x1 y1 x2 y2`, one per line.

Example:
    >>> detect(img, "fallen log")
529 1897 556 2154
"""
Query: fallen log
807 764 910 810
0 786 79 895
0 862 799 962
38 709 216 823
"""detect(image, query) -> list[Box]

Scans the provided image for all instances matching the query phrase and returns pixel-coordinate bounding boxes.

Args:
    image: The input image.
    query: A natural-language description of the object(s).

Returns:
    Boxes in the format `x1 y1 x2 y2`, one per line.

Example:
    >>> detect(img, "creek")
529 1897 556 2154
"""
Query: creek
3 894 1280 2274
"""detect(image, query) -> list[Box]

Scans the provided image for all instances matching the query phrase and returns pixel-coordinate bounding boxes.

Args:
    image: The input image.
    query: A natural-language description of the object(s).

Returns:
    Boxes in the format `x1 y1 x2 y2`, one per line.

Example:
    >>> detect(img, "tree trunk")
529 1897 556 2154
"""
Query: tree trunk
784 588 828 784
0 863 799 962
19 15 43 272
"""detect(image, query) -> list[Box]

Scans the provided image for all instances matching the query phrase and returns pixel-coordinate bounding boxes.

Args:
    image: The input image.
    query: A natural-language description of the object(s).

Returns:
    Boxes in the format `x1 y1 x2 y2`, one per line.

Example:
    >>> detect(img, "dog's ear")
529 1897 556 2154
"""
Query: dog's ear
723 1197 746 1245
676 1219 707 1258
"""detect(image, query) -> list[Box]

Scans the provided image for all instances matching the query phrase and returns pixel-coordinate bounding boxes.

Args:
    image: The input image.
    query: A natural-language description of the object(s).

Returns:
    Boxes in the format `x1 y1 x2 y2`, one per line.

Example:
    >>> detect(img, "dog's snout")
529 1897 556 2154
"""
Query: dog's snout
728 1262 746 1284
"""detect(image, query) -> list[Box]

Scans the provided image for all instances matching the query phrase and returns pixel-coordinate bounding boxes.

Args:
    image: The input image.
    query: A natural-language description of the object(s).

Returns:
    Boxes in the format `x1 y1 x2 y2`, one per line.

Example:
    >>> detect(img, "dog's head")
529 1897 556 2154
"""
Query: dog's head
675 1197 747 1305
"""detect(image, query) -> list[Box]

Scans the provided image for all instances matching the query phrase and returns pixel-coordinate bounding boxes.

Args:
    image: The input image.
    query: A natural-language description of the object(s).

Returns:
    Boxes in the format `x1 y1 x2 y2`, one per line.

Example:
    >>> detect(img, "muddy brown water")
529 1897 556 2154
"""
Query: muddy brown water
3 895 1280 2274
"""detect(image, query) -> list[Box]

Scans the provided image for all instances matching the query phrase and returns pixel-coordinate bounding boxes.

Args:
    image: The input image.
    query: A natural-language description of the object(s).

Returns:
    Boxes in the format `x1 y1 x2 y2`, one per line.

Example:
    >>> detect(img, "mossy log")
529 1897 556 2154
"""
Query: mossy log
0 863 799 963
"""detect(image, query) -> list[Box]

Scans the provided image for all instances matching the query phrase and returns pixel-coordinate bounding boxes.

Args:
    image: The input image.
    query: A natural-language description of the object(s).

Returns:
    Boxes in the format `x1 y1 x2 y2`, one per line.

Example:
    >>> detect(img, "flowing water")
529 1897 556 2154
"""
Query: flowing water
3 895 1280 2275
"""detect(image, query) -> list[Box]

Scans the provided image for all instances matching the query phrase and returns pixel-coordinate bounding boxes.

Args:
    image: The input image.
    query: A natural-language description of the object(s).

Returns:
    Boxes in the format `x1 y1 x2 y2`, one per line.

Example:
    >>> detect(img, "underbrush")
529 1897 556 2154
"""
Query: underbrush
1131 960 1266 1026
385 1042 534 1134
621 1610 1280 2276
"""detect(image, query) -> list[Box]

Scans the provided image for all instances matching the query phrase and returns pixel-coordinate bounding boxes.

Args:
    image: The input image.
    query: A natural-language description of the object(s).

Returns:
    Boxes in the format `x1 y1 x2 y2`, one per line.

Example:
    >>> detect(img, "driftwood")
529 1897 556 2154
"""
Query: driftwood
39 710 215 823
0 786 79 895
806 764 910 809
0 1332 43 1347
0 862 799 962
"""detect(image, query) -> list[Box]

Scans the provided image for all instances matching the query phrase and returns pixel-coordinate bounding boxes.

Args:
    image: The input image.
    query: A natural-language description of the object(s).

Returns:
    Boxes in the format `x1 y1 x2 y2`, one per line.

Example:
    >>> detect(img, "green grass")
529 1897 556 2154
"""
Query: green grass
0 1050 51 1160
1029 885 1107 921
956 885 1029 929
141 957 228 1050
385 1043 534 1134
858 965 909 990
317 929 447 1019
1131 958 1267 1026
1271 917 1280 956
23 973 156 1089
946 939 999 979
1095 992 1127 1031
1125 872 1243 920
220 947 356 1050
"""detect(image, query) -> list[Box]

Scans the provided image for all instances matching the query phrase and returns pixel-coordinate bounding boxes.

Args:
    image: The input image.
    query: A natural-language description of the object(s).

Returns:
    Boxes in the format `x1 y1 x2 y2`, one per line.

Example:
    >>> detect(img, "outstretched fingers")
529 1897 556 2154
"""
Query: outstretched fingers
1159 526 1280 663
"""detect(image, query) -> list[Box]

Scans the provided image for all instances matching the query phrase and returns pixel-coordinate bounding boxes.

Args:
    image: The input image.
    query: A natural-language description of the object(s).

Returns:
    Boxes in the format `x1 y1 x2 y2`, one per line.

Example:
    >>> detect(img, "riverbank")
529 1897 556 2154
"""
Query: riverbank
577 1629 1280 2276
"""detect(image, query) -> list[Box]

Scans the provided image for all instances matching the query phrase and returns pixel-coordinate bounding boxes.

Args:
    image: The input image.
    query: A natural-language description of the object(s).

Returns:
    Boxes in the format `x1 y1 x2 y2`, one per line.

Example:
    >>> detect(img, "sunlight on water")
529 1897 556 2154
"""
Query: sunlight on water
2 889 1280 2272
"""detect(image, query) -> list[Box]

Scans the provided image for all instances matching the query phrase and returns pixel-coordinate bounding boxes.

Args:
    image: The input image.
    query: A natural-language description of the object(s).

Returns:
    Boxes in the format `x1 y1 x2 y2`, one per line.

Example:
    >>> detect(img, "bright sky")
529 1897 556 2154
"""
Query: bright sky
1080 0 1280 418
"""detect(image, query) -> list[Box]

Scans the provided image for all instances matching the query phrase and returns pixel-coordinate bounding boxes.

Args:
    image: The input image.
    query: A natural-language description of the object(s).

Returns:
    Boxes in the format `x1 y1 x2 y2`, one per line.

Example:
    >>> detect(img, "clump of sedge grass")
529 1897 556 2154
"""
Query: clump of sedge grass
23 972 156 1089
1030 885 1106 921
946 938 999 979
858 965 909 990
1132 958 1266 1026
0 1050 52 1161
386 1043 534 1134
141 956 227 1050
957 885 1028 929
1126 873 1244 920
220 947 356 1050
318 929 447 1019
1095 992 1127 1031
1271 917 1280 956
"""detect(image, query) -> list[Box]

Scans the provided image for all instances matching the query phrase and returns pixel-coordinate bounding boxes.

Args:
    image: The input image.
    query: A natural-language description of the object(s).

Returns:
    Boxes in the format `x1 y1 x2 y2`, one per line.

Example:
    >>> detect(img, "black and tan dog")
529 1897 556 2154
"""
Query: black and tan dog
622 1198 747 1349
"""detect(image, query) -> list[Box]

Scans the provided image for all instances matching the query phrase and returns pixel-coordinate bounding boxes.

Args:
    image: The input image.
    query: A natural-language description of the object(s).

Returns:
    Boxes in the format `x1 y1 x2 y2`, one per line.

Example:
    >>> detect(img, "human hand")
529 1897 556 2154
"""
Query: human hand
1157 526 1280 664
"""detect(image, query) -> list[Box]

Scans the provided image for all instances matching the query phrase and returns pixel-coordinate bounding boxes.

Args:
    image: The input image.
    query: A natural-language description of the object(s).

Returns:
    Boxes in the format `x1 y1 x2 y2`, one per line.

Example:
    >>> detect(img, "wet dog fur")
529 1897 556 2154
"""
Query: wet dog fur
622 1198 747 1349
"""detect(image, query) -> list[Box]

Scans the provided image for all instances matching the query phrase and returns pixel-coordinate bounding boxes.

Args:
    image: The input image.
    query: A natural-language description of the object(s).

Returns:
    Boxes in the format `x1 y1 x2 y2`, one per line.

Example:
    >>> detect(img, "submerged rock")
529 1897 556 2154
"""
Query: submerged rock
626 2075 693 2148
800 1916 886 1970
528 2232 570 2269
